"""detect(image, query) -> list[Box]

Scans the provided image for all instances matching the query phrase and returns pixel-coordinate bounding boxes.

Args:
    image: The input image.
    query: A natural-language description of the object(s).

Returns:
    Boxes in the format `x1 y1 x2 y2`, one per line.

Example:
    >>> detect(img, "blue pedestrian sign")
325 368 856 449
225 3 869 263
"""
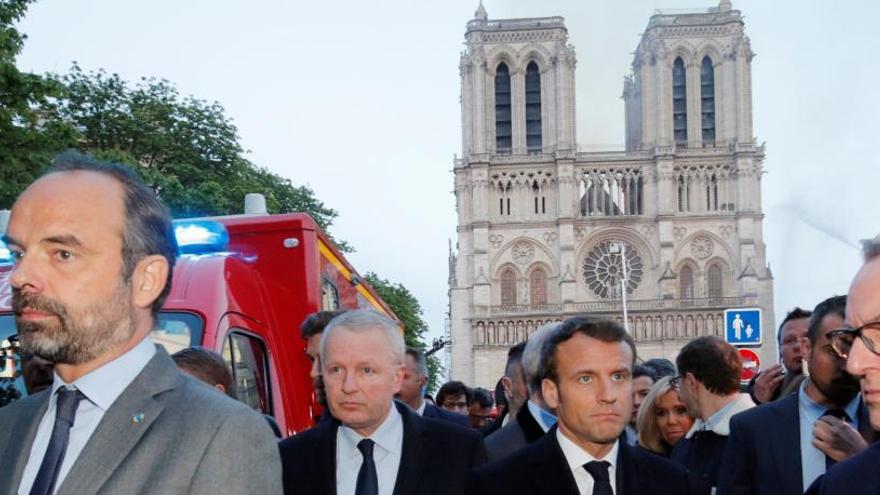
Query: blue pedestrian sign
724 308 762 346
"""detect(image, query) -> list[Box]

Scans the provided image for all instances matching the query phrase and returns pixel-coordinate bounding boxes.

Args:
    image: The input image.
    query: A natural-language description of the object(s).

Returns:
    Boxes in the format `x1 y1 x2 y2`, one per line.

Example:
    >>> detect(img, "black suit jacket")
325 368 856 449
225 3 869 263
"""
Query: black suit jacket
484 402 547 462
470 426 691 495
808 442 880 494
279 400 486 495
423 402 469 427
717 393 803 495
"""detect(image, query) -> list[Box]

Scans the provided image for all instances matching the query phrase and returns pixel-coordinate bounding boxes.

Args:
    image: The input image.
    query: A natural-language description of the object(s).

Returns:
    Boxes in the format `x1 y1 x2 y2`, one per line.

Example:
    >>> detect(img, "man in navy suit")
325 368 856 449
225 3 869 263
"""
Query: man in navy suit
470 316 691 495
809 238 880 495
279 310 485 495
397 347 468 427
718 296 873 495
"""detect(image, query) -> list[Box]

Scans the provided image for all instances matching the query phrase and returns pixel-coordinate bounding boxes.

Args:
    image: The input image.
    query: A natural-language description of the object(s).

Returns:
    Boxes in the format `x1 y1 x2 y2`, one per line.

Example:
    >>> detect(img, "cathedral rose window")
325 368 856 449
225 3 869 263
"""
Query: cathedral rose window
582 240 644 299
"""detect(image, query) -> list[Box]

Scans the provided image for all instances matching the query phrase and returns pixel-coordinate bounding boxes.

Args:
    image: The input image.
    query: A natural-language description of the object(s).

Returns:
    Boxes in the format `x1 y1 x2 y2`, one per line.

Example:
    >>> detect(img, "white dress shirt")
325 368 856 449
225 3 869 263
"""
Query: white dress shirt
557 428 619 495
415 399 427 416
18 337 156 495
336 404 404 495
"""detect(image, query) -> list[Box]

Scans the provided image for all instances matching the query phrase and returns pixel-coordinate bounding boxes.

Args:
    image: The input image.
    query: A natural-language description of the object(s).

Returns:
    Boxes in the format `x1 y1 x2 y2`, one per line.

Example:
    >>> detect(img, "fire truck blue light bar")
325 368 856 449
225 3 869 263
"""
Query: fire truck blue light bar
173 220 229 255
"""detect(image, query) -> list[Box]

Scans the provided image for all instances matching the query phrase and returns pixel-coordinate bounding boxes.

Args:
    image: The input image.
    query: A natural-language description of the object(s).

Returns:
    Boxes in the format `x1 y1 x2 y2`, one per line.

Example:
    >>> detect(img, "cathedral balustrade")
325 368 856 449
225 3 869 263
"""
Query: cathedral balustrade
470 295 756 318
471 302 741 347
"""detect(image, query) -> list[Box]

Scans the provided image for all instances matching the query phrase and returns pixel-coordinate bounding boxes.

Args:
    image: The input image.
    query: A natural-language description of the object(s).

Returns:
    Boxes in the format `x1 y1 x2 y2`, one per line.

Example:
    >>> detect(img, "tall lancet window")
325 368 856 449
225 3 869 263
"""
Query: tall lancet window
679 265 694 299
672 57 687 146
495 63 512 154
525 62 542 153
701 56 716 146
500 268 517 306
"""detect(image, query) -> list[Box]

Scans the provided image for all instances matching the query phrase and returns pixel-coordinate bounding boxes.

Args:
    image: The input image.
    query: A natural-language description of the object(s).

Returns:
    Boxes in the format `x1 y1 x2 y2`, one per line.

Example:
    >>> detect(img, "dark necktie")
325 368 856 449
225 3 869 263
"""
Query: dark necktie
584 460 613 495
30 388 84 495
823 409 851 469
355 439 378 495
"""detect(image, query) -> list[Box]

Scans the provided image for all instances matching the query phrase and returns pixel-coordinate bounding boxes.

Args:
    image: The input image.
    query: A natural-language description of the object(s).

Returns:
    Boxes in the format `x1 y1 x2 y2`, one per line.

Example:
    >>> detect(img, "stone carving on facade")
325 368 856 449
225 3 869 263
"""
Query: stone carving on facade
489 234 504 249
582 240 645 299
512 241 535 265
673 227 687 242
719 225 735 237
543 231 557 246
575 226 588 242
690 235 715 260
640 225 656 238
474 267 490 285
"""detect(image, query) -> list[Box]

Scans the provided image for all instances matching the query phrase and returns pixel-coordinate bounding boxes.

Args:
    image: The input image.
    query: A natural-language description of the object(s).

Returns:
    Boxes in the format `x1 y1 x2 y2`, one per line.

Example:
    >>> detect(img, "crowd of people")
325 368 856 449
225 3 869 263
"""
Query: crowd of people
0 152 879 495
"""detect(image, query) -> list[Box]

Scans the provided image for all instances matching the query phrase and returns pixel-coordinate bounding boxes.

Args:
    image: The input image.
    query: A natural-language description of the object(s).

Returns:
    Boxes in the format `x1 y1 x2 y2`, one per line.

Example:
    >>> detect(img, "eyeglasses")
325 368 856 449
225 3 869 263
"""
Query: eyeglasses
827 322 880 359
669 374 684 389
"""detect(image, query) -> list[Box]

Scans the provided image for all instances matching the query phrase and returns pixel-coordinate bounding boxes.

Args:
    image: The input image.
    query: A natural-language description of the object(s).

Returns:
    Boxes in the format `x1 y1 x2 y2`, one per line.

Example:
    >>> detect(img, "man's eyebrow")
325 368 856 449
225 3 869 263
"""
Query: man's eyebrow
42 234 85 249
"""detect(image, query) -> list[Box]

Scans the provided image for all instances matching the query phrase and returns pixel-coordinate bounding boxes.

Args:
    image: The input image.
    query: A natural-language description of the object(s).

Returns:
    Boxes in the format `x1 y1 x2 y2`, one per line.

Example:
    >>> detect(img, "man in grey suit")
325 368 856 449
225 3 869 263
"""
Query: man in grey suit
0 151 281 495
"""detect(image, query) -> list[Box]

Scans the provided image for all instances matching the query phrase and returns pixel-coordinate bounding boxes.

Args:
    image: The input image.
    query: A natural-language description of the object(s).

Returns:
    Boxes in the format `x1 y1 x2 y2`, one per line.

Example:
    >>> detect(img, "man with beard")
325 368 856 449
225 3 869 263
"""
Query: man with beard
0 152 281 495
718 296 872 495
806 238 880 495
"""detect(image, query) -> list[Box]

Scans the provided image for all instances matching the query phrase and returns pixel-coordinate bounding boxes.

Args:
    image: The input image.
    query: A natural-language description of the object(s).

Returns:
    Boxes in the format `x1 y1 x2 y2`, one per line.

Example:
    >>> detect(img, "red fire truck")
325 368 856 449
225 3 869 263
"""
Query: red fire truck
0 211 396 436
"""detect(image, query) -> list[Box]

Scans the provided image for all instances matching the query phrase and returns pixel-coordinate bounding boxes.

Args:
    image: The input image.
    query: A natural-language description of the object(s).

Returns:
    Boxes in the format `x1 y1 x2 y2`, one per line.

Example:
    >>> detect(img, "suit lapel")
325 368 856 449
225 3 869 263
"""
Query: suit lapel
0 391 50 494
517 402 546 443
615 439 635 495
55 348 180 495
528 428 579 495
775 394 803 493
314 417 340 495
392 401 426 495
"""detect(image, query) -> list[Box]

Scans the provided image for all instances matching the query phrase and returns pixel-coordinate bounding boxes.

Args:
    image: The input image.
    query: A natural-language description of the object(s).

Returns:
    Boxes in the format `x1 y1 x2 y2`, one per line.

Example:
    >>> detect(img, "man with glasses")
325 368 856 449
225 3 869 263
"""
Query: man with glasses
809 238 880 495
747 308 811 405
718 296 873 495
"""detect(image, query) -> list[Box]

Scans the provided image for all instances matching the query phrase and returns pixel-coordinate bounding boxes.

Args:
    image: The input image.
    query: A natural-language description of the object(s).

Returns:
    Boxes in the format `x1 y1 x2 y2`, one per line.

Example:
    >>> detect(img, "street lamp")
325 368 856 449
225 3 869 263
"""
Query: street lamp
608 242 630 333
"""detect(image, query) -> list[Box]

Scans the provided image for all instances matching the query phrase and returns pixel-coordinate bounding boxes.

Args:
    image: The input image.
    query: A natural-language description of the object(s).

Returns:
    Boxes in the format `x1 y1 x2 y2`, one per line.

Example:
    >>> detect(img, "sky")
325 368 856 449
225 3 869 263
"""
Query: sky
15 0 880 358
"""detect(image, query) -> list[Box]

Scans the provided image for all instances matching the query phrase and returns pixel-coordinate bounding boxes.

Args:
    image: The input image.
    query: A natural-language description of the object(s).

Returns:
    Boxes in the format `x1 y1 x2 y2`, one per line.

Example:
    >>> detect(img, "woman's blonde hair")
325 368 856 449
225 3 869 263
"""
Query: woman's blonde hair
636 375 678 455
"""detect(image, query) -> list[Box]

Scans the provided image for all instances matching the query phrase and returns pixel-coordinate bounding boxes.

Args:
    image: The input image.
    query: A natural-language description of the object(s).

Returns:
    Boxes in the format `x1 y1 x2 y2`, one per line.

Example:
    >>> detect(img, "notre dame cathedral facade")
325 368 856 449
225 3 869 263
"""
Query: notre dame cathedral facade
448 1 776 387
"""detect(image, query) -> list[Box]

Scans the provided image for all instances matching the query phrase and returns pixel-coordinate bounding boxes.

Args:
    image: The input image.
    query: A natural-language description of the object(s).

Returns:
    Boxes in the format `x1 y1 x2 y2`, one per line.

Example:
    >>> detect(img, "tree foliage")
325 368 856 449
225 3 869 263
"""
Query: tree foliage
365 272 442 392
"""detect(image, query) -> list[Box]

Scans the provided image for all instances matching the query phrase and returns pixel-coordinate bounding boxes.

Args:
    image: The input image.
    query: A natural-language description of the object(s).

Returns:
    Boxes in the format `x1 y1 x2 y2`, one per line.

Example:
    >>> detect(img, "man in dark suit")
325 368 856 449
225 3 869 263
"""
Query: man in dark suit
0 153 281 494
746 307 811 405
396 346 468 427
280 310 486 495
718 296 872 495
807 238 880 495
470 316 691 495
485 324 558 462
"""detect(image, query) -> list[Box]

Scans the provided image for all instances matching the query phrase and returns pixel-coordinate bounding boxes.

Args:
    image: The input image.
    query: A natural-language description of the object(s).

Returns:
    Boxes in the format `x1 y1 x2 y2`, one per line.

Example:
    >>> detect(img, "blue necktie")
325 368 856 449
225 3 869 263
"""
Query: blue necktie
30 388 84 495
355 439 378 495
584 460 613 495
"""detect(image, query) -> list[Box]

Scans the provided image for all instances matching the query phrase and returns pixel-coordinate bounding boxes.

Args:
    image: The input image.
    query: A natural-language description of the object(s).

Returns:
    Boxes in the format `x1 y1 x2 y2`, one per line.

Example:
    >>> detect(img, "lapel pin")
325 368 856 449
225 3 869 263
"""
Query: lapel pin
132 413 145 424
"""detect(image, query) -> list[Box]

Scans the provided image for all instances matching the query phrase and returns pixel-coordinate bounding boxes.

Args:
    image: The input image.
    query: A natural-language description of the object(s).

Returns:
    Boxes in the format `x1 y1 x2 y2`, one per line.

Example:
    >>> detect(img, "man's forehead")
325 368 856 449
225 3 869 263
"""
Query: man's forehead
10 171 126 238
847 259 880 326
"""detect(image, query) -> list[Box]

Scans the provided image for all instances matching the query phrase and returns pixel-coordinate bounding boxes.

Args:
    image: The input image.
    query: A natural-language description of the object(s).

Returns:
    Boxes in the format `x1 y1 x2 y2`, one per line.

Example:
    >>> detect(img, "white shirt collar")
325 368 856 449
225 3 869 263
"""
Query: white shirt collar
416 399 427 416
339 402 404 457
556 428 619 477
51 337 157 411
685 393 755 438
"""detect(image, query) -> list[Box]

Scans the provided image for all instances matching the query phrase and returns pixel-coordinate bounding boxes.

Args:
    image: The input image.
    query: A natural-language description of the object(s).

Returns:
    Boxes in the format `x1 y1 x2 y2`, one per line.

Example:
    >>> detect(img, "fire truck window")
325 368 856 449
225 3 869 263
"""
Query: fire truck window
322 278 340 310
223 332 271 414
154 312 203 355
0 314 26 406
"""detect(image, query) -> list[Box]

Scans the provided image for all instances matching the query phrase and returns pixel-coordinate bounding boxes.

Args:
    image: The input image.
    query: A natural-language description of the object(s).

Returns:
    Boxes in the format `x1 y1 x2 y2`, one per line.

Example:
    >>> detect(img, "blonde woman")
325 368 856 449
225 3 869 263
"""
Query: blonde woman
636 375 696 456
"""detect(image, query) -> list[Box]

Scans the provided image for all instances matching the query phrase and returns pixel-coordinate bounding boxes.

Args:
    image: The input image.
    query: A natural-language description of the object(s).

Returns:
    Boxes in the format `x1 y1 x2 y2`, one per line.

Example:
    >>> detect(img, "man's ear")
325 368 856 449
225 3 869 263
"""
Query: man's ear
800 337 812 361
501 376 514 402
130 254 169 311
542 377 559 410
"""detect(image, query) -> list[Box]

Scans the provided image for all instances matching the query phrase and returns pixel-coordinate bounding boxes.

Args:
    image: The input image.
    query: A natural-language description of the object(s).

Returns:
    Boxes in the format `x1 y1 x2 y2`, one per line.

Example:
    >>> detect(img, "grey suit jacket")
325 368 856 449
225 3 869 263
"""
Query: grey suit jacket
0 346 282 494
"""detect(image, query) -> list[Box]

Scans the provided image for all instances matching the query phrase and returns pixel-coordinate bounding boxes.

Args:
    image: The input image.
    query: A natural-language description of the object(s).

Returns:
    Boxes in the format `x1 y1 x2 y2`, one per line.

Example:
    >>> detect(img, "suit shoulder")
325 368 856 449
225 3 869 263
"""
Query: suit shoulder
474 438 533 478
0 391 46 422
421 414 482 442
279 424 325 453
731 394 795 428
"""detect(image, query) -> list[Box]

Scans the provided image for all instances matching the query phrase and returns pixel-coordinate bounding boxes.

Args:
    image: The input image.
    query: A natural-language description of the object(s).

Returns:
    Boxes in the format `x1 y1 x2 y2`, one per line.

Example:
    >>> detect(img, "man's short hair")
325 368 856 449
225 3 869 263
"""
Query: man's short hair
320 309 404 365
505 341 526 378
46 151 177 317
862 234 880 262
633 364 658 382
777 307 812 345
676 336 741 396
436 380 472 407
540 316 636 385
405 346 428 378
471 387 494 408
807 296 847 344
172 347 236 398
300 310 346 339
643 358 676 378
523 322 562 395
